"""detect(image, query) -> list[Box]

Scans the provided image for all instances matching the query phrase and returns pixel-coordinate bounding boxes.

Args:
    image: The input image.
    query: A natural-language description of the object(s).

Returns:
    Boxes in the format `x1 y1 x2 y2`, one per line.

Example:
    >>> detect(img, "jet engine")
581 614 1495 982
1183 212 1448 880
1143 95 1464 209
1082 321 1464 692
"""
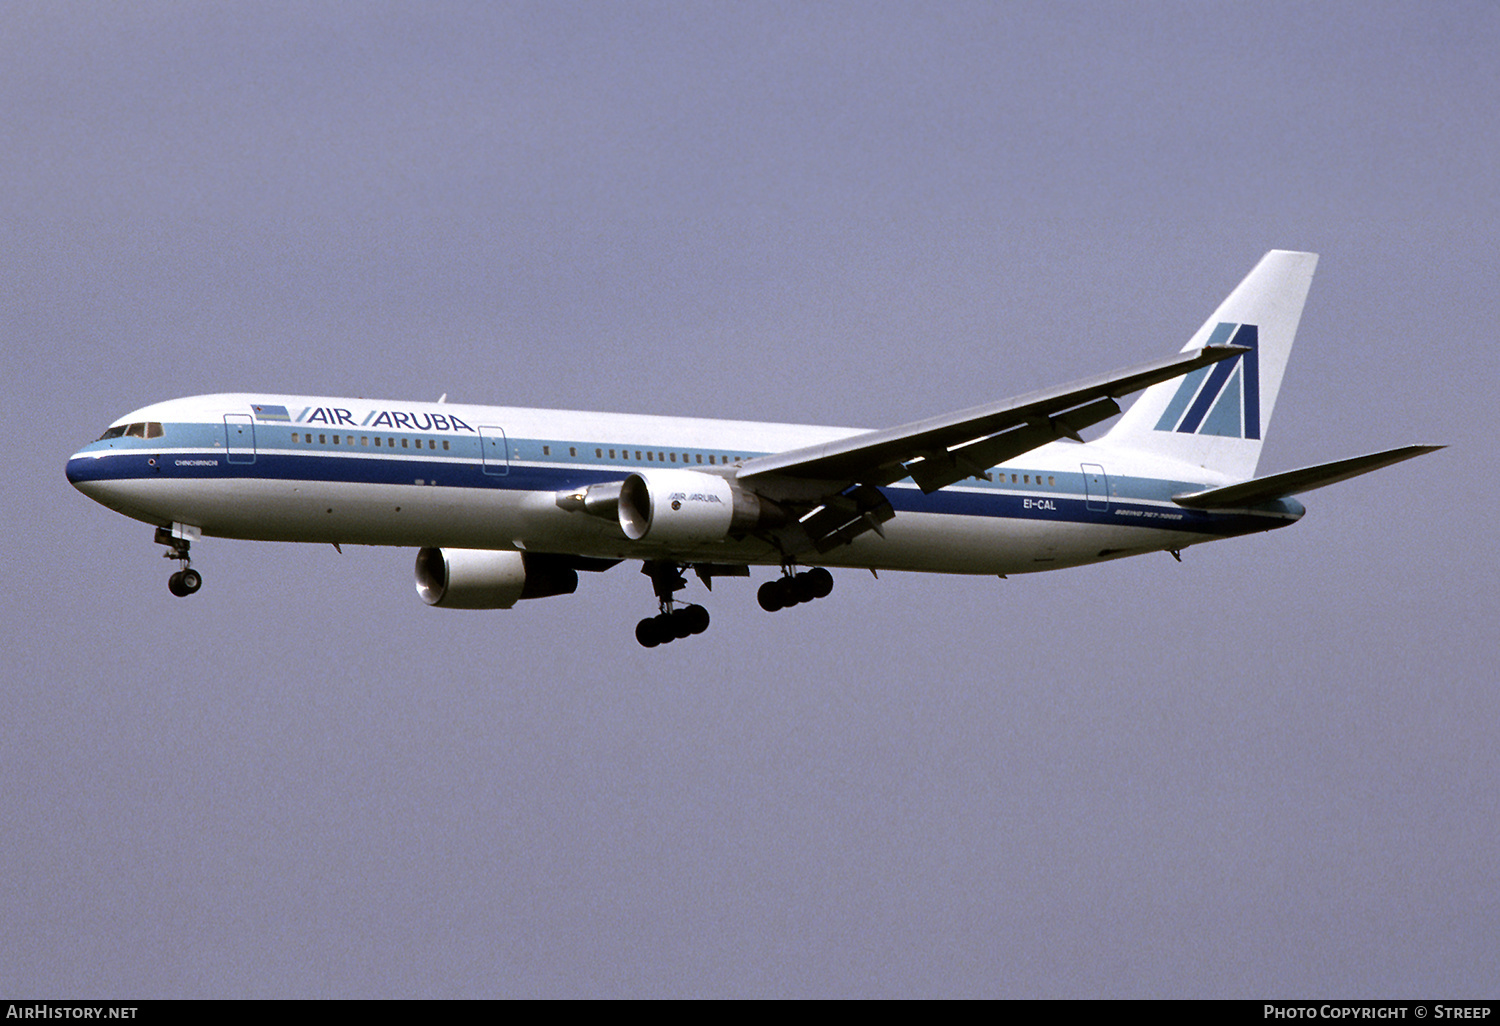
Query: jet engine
414 548 578 609
616 470 764 544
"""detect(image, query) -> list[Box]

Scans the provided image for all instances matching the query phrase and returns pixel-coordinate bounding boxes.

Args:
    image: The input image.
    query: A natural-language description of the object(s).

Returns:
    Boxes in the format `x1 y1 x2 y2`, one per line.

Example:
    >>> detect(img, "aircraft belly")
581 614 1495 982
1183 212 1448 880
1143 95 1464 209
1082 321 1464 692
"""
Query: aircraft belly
811 511 1190 574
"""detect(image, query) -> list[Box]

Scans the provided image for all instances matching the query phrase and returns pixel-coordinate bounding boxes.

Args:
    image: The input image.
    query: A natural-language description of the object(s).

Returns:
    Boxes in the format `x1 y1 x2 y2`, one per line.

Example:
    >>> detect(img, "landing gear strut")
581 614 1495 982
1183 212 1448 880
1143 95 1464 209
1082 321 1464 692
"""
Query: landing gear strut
757 566 833 612
635 560 710 648
156 526 202 597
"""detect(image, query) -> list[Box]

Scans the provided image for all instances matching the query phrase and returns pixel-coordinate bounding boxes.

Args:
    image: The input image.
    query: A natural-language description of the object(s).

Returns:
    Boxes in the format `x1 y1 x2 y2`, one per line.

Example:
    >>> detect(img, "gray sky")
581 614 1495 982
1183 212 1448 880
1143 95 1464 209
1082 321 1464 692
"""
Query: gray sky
4 0 1496 998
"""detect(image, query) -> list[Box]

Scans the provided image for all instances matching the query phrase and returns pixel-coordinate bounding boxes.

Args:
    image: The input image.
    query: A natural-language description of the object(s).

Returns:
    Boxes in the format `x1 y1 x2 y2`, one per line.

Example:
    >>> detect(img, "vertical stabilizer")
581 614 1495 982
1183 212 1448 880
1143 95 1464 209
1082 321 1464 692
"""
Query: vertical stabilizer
1104 250 1318 480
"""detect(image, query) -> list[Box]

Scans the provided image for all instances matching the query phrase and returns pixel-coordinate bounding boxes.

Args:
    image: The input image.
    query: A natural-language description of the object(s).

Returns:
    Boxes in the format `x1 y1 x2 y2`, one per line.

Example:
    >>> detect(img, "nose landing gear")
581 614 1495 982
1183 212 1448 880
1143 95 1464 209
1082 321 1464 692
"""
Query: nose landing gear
167 567 202 597
156 526 202 597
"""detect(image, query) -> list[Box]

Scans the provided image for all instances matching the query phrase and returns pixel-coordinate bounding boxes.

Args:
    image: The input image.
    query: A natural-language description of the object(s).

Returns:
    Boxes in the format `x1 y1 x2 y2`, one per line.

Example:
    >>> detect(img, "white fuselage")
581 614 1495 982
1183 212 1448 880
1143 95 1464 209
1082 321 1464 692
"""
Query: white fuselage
66 393 1303 576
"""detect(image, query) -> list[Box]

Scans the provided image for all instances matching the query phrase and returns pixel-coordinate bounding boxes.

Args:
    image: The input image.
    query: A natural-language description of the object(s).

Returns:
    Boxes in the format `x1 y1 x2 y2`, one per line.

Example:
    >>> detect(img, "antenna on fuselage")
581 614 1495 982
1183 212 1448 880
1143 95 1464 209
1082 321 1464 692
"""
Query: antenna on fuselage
437 393 448 404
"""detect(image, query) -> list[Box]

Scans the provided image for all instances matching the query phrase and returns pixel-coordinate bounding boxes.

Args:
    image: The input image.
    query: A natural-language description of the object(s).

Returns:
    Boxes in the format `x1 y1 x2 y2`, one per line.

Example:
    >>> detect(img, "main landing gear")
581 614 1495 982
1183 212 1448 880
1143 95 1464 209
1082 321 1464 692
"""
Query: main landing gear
632 561 837 646
757 566 833 612
636 560 710 648
156 526 202 598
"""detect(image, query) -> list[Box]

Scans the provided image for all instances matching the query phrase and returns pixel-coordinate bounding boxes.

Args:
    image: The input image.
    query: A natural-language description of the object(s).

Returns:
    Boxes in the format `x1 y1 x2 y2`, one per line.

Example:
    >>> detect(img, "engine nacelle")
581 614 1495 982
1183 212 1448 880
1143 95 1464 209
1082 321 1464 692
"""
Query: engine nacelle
414 548 578 609
617 470 763 544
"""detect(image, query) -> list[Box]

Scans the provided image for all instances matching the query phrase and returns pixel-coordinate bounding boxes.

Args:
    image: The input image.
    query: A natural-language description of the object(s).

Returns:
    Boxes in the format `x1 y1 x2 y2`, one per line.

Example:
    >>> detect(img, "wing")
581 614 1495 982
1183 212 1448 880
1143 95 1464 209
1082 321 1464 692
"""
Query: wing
734 344 1246 556
1171 444 1444 509
739 345 1247 496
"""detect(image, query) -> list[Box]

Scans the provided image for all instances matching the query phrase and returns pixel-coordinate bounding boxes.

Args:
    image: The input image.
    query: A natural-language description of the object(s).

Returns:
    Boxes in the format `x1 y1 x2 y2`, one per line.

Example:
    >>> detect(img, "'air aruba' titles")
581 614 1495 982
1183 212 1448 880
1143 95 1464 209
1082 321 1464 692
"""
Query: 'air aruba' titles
298 407 477 433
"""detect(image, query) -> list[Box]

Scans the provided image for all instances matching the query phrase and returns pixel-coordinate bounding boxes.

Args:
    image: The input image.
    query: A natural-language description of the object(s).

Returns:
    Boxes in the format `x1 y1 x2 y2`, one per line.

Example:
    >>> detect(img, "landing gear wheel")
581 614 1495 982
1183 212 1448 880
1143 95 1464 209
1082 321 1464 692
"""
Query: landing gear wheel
636 617 664 648
758 580 785 612
682 604 710 635
806 567 834 599
180 568 202 594
775 576 802 608
168 571 187 597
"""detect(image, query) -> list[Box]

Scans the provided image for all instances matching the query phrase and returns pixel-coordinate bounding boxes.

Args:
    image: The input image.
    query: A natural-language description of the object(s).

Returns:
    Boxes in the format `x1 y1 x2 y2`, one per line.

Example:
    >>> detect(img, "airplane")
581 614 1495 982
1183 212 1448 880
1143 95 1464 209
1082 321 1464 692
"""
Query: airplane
67 250 1440 647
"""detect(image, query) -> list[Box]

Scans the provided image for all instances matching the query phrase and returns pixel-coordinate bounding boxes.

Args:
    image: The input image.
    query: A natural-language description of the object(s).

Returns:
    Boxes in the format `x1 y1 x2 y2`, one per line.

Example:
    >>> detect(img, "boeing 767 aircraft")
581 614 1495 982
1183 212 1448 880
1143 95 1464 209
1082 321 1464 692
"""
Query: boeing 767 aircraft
67 251 1439 646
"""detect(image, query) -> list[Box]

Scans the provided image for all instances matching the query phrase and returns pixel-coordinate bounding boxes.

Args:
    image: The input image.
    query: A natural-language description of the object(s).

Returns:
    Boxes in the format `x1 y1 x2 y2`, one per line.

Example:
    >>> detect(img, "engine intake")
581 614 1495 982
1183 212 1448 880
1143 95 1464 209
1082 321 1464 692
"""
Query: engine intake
414 548 578 609
617 470 764 544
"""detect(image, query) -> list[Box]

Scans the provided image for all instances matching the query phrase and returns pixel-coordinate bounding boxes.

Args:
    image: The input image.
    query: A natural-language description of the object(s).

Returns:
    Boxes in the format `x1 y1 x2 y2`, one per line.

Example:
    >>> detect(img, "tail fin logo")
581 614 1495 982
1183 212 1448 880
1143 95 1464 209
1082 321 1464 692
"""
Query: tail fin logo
1153 322 1261 439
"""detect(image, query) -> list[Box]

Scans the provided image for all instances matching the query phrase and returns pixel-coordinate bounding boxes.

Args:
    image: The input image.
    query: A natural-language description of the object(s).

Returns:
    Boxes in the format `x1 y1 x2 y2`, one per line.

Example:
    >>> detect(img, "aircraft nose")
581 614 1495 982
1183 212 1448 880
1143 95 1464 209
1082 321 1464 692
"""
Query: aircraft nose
65 447 111 495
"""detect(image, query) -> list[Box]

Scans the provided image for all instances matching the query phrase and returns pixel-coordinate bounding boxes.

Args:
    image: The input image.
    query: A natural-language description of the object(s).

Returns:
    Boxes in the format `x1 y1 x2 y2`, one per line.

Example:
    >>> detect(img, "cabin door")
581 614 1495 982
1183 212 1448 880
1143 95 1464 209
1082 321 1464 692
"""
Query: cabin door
224 414 256 464
479 425 509 476
1082 463 1109 511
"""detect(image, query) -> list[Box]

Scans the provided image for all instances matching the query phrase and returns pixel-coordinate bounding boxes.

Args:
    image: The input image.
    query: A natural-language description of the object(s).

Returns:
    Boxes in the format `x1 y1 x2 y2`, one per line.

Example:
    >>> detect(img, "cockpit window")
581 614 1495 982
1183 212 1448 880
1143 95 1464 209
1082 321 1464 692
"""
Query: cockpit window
96 422 165 442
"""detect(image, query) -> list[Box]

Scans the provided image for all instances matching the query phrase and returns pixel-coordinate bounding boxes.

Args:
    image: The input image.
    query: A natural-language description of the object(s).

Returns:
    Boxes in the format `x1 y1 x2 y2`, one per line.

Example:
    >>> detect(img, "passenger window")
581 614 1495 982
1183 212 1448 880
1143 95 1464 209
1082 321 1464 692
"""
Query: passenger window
647 452 653 461
443 440 450 450
319 434 327 444
595 448 601 458
635 451 642 460
669 452 677 462
373 437 380 446
709 455 716 464
429 439 436 449
401 439 408 448
696 454 702 464
570 447 577 457
543 445 550 456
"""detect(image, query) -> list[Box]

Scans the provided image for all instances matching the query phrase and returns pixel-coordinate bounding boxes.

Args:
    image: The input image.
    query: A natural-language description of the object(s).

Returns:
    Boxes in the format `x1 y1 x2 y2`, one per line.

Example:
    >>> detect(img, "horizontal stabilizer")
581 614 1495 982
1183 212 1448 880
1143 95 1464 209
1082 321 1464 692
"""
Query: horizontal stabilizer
1171 444 1443 508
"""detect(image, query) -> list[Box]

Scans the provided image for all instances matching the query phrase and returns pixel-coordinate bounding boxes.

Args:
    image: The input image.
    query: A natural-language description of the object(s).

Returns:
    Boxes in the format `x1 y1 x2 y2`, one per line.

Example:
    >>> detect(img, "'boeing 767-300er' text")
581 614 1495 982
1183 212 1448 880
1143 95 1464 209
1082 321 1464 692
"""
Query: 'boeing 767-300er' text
68 251 1440 647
